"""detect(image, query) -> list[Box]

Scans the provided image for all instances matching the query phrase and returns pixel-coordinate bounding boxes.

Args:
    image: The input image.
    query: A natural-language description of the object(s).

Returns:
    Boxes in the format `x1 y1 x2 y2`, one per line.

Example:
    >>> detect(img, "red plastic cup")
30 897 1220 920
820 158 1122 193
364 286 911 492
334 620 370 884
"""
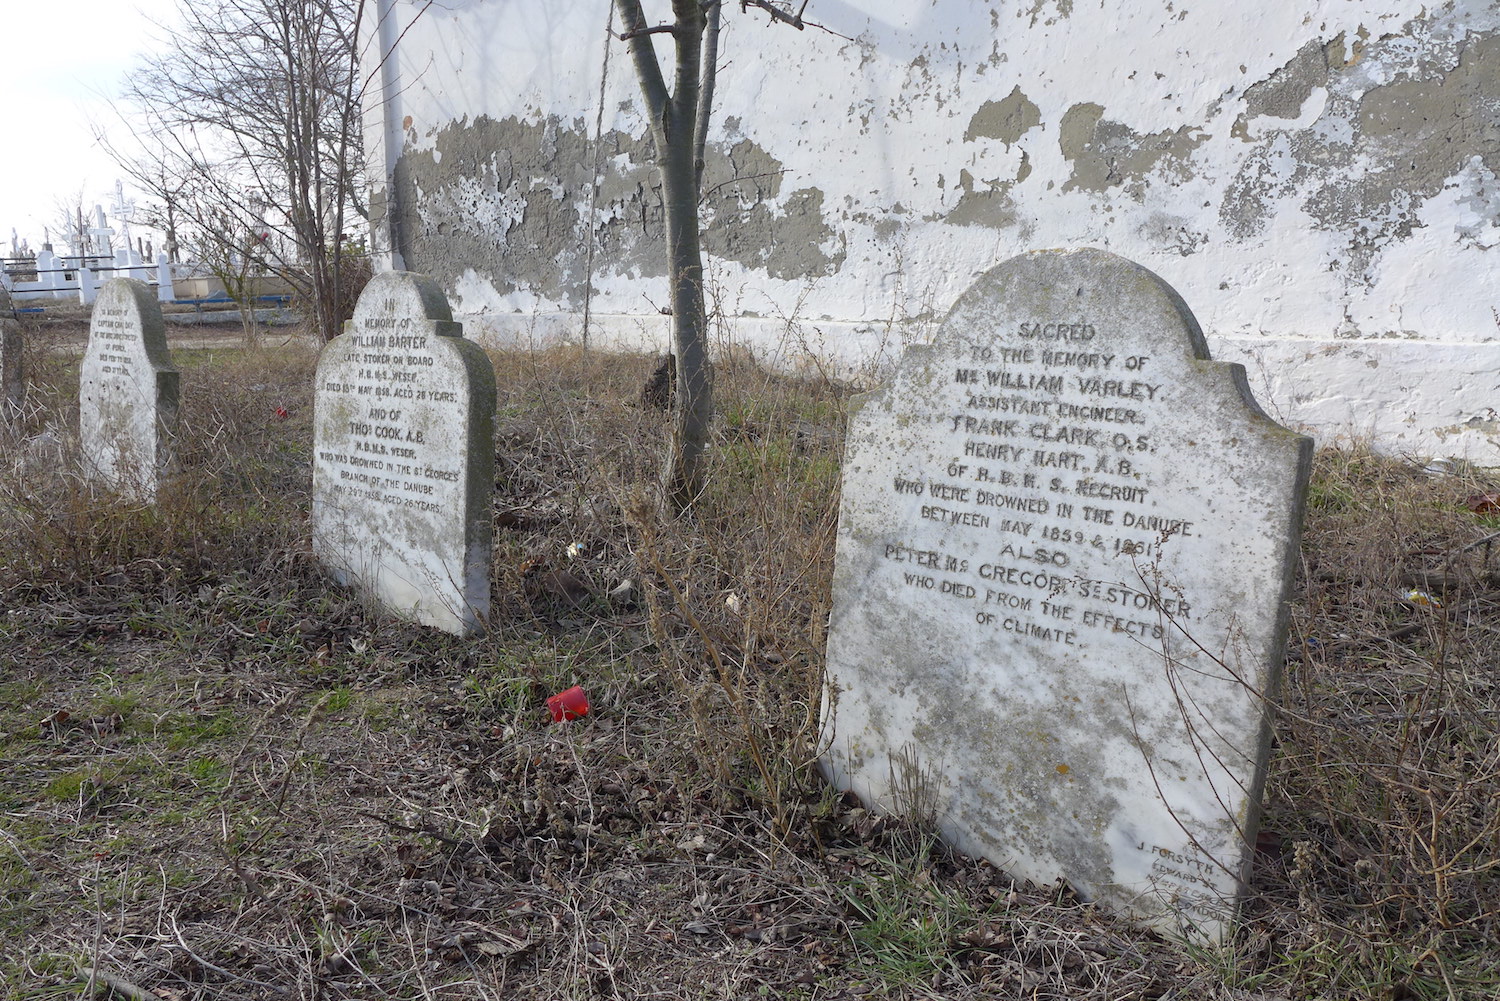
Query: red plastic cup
546 685 589 722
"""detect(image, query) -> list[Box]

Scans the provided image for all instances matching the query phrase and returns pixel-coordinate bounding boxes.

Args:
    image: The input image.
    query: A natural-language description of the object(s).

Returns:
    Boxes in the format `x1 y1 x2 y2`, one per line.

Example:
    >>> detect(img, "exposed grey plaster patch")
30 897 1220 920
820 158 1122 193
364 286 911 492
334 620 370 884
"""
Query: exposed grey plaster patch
1059 102 1104 160
392 114 615 302
1356 32 1499 151
1323 27 1371 70
1220 18 1500 279
1232 39 1328 139
939 168 1033 236
964 86 1041 146
1020 0 1073 28
700 140 846 280
391 115 845 305
1319 29 1499 270
1059 103 1208 198
705 185 847 280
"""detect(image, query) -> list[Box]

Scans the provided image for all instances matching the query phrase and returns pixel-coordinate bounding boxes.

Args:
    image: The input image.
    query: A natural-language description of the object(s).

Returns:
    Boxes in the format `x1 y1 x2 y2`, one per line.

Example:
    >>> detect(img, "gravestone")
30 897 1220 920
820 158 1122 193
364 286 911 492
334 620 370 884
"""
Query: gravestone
821 248 1311 941
79 278 179 499
313 271 496 635
1 317 22 418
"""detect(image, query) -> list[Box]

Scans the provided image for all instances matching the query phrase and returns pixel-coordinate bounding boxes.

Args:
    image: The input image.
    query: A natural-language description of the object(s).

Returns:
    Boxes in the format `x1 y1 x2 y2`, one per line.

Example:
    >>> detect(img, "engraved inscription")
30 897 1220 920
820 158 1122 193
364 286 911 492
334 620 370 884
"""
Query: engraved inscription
868 324 1195 647
317 324 459 515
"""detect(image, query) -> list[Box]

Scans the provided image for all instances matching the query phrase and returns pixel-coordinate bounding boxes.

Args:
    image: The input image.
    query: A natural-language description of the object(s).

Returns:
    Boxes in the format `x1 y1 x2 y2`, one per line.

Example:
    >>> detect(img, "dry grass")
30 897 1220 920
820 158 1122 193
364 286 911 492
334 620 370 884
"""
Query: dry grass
1241 450 1500 999
0 317 1497 1000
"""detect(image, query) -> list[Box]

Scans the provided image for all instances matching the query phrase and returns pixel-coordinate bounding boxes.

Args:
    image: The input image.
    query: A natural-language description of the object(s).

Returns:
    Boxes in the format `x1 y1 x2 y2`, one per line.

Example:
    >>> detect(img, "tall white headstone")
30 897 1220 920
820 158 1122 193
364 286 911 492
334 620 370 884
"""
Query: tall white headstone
821 249 1311 942
313 272 497 635
80 278 179 500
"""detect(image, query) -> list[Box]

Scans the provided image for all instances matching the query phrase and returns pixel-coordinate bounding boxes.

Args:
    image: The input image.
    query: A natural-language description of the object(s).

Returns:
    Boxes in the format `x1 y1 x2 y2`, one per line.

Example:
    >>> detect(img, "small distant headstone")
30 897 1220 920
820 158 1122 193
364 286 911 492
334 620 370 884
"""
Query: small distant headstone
1 317 23 418
313 272 497 635
80 278 179 500
821 248 1311 941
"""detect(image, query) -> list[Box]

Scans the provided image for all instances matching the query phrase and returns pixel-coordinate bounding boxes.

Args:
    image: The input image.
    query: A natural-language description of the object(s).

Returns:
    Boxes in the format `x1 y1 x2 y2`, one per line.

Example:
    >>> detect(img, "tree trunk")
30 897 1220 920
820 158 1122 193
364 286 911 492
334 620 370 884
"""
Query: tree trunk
616 0 715 513
660 112 712 511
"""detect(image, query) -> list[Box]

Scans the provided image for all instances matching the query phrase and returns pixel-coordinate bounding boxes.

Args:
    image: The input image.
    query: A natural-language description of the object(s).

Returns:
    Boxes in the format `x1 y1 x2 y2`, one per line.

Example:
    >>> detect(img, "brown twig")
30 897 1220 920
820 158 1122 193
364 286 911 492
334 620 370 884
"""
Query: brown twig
741 0 804 29
76 967 156 1001
1460 529 1500 554
355 809 469 848
740 0 850 38
168 916 288 994
618 23 679 40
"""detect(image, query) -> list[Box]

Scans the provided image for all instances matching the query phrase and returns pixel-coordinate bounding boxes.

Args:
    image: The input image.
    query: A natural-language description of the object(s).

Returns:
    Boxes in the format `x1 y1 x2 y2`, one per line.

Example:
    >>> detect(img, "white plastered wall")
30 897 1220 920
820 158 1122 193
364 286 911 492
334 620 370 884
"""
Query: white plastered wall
362 0 1500 461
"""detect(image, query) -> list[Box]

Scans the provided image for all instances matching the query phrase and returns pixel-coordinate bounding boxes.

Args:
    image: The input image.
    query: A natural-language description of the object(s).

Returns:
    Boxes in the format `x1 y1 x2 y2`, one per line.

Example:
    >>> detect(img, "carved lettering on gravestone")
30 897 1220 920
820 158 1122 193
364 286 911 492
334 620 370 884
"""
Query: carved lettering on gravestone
821 248 1311 941
79 278 179 500
1 318 23 418
313 272 497 636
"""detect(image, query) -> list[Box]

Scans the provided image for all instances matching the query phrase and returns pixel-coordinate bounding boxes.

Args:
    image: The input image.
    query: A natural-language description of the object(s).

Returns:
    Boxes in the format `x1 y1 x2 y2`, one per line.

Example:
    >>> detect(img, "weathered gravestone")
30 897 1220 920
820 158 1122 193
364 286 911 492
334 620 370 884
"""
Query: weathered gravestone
313 272 496 635
822 248 1311 941
80 278 179 500
1 317 23 418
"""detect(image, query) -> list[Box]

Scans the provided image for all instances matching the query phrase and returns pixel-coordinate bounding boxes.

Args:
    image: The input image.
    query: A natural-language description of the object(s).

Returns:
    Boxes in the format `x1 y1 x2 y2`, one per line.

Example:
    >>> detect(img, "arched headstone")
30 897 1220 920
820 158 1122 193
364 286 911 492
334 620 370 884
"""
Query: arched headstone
80 278 179 500
821 248 1311 941
312 272 497 635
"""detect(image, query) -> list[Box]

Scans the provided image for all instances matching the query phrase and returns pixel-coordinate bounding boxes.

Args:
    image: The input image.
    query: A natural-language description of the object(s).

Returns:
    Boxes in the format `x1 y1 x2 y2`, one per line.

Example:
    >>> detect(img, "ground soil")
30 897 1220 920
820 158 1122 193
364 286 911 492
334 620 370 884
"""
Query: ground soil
1 320 1497 1000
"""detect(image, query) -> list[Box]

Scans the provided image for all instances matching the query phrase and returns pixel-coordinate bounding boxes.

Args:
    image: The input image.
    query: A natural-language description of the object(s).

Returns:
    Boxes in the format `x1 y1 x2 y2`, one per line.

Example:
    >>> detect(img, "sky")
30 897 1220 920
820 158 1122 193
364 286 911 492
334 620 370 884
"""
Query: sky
2 0 181 253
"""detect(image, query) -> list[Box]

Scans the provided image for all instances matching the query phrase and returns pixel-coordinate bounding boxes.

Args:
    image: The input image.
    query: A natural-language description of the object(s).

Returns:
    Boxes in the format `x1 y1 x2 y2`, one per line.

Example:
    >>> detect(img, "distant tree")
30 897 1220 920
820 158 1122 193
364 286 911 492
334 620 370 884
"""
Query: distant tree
104 0 371 340
121 162 186 264
616 0 820 512
48 189 91 256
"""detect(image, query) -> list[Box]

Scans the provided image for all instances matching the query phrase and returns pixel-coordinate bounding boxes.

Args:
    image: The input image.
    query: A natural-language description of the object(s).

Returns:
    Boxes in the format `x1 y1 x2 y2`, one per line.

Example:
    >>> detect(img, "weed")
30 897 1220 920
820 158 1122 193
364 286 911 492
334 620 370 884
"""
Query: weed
841 833 977 988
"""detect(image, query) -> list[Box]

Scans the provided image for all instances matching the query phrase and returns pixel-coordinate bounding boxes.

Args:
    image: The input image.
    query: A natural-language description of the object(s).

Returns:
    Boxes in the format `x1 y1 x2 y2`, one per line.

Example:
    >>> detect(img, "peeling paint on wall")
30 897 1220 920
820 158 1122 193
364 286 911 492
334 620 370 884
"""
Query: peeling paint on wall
390 116 843 306
700 142 846 281
1021 0 1075 29
1232 39 1330 135
1223 18 1500 286
364 0 1500 459
1060 103 1209 197
965 86 1041 146
942 168 1030 232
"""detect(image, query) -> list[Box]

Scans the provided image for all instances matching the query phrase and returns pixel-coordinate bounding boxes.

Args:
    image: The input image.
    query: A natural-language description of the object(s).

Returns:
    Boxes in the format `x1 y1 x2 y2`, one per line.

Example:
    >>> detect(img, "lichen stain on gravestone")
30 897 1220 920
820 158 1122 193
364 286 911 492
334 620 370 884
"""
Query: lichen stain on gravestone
79 278 180 501
820 248 1312 942
312 271 496 636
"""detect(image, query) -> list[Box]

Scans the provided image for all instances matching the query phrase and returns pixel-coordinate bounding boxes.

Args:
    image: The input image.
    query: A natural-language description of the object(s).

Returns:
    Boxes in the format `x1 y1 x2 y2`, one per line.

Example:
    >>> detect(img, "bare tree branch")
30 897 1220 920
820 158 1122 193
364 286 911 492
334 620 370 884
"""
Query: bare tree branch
741 0 848 38
740 0 804 29
105 0 375 340
619 23 679 40
617 0 670 131
693 1 722 188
